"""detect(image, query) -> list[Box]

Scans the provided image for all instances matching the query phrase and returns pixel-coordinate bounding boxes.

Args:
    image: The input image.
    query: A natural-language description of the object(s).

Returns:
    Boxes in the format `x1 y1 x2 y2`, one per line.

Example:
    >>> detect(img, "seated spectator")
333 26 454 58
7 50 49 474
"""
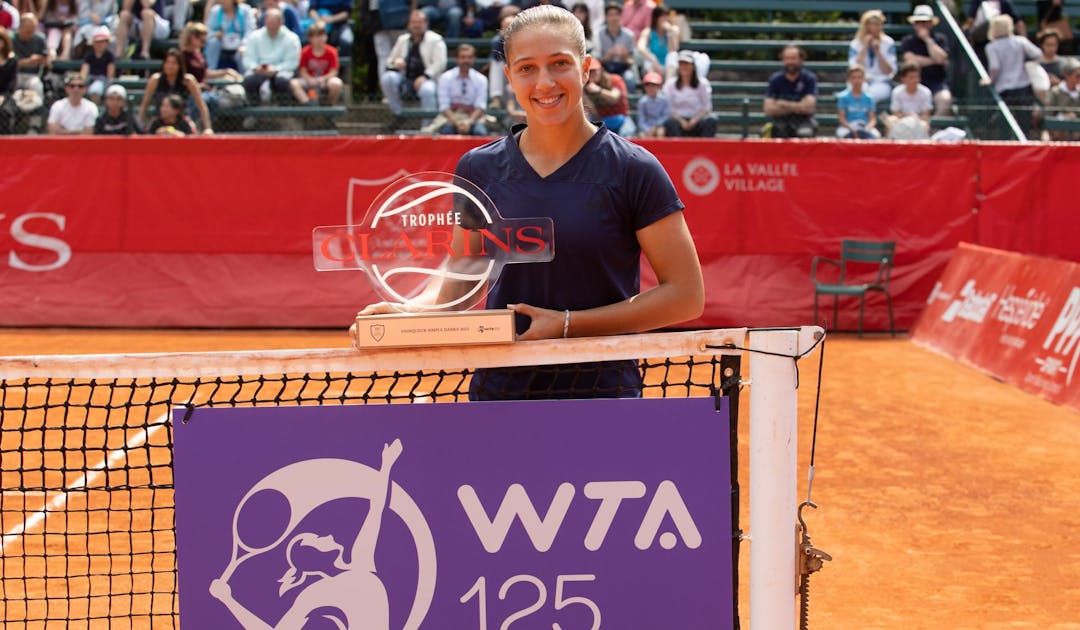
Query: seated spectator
570 2 598 55
13 14 48 101
836 65 880 139
984 14 1041 135
242 8 301 104
307 0 352 52
380 10 445 117
635 70 667 137
1037 28 1066 94
901 5 953 116
79 26 114 103
261 0 302 39
0 2 18 30
598 2 635 91
763 44 817 138
290 21 343 105
848 9 896 105
965 0 1026 44
464 0 509 37
179 21 242 120
663 49 714 137
0 26 16 133
72 0 116 57
620 0 654 41
434 42 487 135
1037 0 1073 51
205 0 255 72
47 72 97 133
94 83 141 133
636 4 678 78
885 62 933 139
41 0 77 59
419 0 465 40
1046 56 1080 139
585 56 630 134
147 92 192 134
487 10 519 109
111 0 170 59
137 48 212 131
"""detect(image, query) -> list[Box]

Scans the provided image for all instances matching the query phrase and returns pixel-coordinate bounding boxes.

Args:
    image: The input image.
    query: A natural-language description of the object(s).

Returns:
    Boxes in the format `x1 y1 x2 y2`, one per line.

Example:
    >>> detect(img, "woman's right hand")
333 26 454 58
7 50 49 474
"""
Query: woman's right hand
358 302 408 316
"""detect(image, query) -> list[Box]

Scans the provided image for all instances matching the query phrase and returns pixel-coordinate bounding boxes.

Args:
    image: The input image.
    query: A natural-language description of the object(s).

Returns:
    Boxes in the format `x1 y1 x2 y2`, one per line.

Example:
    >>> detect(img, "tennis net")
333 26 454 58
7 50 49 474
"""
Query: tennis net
0 329 747 628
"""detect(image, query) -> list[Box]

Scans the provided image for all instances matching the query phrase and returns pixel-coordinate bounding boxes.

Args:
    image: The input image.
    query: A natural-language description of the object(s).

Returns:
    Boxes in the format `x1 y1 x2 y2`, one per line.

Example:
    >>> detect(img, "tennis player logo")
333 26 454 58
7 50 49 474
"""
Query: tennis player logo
208 439 437 629
312 172 554 313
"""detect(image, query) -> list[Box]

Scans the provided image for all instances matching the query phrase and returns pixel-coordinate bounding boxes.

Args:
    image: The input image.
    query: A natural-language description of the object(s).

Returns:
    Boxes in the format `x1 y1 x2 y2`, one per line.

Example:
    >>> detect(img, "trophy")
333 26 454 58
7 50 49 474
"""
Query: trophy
313 172 554 349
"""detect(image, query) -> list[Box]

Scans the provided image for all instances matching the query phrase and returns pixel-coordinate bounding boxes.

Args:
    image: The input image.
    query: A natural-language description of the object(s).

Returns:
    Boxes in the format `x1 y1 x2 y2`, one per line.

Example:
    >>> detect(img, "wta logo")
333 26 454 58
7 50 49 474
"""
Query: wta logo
313 173 554 312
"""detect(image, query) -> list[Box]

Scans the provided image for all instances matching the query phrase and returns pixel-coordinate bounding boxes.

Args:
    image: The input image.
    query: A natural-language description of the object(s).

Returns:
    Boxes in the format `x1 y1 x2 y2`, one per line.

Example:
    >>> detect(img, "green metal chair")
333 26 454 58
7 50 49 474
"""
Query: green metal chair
812 239 896 337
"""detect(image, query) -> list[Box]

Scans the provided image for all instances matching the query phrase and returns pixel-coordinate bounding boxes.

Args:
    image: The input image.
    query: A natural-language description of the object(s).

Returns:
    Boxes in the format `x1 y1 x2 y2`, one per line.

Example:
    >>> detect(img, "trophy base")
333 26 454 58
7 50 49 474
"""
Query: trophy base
351 309 516 349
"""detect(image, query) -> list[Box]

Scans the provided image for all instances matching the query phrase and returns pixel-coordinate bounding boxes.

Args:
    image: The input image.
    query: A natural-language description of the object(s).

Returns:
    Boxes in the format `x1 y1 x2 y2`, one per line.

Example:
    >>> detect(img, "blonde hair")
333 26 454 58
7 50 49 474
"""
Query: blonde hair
988 14 1014 41
854 9 885 41
179 21 207 49
503 5 586 63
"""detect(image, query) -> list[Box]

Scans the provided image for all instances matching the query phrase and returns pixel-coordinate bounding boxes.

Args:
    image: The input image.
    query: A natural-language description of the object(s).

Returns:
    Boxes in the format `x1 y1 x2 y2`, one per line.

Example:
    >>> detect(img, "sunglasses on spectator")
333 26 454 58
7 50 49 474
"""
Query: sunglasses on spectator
67 83 86 88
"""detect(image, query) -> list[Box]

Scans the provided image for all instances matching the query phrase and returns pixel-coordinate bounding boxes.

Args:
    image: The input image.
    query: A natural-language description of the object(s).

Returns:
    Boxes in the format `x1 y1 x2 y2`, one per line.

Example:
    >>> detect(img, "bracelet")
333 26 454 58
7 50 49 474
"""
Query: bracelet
562 309 571 339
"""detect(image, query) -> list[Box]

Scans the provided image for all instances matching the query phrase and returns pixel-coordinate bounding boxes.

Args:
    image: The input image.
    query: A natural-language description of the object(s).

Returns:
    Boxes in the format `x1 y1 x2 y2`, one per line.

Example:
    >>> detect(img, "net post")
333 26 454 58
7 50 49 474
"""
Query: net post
748 328 800 629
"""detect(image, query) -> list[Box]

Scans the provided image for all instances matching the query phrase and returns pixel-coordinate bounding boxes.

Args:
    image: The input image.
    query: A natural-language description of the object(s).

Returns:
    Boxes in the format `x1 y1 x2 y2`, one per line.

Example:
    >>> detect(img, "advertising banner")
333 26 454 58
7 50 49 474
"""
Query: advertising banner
913 243 1080 413
1 138 1076 329
174 397 733 629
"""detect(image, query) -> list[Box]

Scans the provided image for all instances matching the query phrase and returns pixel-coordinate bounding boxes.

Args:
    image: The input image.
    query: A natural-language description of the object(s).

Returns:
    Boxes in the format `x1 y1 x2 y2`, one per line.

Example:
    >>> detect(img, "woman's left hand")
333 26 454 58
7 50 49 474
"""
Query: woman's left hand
508 303 566 341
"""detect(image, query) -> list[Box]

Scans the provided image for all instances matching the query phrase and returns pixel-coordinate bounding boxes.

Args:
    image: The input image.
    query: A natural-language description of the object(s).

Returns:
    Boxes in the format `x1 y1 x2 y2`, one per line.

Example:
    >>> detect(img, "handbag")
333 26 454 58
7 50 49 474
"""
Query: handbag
217 83 247 109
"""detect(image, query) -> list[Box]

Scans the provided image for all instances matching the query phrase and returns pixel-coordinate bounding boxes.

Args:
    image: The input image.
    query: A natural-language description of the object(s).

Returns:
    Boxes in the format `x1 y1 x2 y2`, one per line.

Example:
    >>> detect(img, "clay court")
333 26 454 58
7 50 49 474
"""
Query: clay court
2 327 1079 629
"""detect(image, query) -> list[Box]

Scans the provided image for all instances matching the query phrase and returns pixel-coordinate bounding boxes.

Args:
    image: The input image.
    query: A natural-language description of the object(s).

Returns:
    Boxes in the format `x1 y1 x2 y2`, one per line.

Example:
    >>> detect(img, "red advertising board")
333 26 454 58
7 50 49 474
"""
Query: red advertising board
0 137 1076 329
913 243 1080 413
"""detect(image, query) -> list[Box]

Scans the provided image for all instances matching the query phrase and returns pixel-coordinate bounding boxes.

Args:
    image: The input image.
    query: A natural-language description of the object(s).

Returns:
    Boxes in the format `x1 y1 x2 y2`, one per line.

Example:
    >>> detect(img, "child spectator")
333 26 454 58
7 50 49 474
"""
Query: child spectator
147 92 192 135
290 20 343 105
1037 28 1066 93
80 26 114 103
636 70 667 137
836 65 880 139
94 83 141 134
885 62 933 139
47 72 97 133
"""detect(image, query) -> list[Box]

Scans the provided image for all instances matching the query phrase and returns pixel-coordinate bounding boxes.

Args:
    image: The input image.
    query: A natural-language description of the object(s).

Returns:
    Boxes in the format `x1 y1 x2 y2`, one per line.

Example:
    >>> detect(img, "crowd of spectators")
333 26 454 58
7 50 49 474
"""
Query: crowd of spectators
0 0 1079 138
0 0 346 134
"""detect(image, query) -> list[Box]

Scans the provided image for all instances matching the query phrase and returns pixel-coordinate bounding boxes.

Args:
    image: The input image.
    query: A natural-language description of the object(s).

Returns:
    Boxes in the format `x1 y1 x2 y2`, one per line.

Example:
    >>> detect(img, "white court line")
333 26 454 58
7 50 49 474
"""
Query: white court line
1 413 169 552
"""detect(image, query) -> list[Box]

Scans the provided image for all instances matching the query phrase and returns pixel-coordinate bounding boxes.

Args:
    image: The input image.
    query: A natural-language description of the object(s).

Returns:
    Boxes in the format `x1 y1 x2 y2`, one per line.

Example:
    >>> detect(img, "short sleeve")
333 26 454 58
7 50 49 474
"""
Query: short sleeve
624 146 684 231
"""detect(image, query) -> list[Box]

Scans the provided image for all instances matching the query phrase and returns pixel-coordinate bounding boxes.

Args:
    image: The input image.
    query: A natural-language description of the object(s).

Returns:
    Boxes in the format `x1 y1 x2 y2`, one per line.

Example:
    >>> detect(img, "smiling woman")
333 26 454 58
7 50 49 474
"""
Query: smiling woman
452 4 705 400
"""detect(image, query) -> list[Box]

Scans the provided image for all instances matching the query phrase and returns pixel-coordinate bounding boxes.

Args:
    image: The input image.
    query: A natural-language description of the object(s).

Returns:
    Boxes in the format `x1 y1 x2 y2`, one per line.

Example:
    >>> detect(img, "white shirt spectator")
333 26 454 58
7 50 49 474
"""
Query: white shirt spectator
48 98 99 132
437 66 487 112
890 83 933 115
243 25 301 78
986 35 1041 92
663 76 711 120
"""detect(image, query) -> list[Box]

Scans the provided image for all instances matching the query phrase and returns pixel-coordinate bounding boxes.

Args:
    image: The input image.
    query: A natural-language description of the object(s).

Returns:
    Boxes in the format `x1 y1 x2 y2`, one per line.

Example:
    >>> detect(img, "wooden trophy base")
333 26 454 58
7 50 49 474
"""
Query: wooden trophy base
350 309 516 349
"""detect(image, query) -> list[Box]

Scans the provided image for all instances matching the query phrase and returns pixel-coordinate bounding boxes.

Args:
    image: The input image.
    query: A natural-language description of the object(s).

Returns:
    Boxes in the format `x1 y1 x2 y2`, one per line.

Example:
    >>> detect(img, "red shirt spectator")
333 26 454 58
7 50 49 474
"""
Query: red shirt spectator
620 0 655 40
299 42 339 78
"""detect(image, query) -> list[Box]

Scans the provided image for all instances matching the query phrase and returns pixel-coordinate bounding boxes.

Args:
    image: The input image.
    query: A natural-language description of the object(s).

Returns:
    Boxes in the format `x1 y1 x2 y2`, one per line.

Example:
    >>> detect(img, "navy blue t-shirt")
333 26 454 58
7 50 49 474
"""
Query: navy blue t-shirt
457 123 684 400
765 68 818 102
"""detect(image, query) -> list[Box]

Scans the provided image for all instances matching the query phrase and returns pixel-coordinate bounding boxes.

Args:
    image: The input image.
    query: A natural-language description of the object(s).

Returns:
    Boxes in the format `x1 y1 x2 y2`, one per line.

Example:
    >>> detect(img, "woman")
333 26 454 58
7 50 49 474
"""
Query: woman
361 5 704 400
72 0 116 56
205 0 255 71
570 2 597 54
636 5 679 78
1037 28 1065 88
41 0 77 59
662 49 715 137
179 21 242 116
848 9 896 104
984 14 1042 135
0 26 17 133
137 48 213 133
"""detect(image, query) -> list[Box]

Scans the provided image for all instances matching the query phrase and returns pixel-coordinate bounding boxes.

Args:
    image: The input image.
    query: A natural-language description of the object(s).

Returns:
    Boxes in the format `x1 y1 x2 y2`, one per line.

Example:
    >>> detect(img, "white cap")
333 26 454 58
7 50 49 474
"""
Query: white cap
105 84 127 99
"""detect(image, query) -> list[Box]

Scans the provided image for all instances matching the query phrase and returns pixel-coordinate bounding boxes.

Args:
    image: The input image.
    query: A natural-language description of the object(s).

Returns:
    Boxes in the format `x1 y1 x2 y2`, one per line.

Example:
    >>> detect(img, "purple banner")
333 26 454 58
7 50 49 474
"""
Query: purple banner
174 397 732 629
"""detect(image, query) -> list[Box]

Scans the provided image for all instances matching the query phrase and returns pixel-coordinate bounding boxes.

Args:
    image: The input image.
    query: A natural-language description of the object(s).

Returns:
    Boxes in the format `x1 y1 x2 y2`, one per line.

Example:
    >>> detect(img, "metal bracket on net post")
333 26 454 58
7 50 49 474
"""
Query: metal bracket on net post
746 326 824 630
